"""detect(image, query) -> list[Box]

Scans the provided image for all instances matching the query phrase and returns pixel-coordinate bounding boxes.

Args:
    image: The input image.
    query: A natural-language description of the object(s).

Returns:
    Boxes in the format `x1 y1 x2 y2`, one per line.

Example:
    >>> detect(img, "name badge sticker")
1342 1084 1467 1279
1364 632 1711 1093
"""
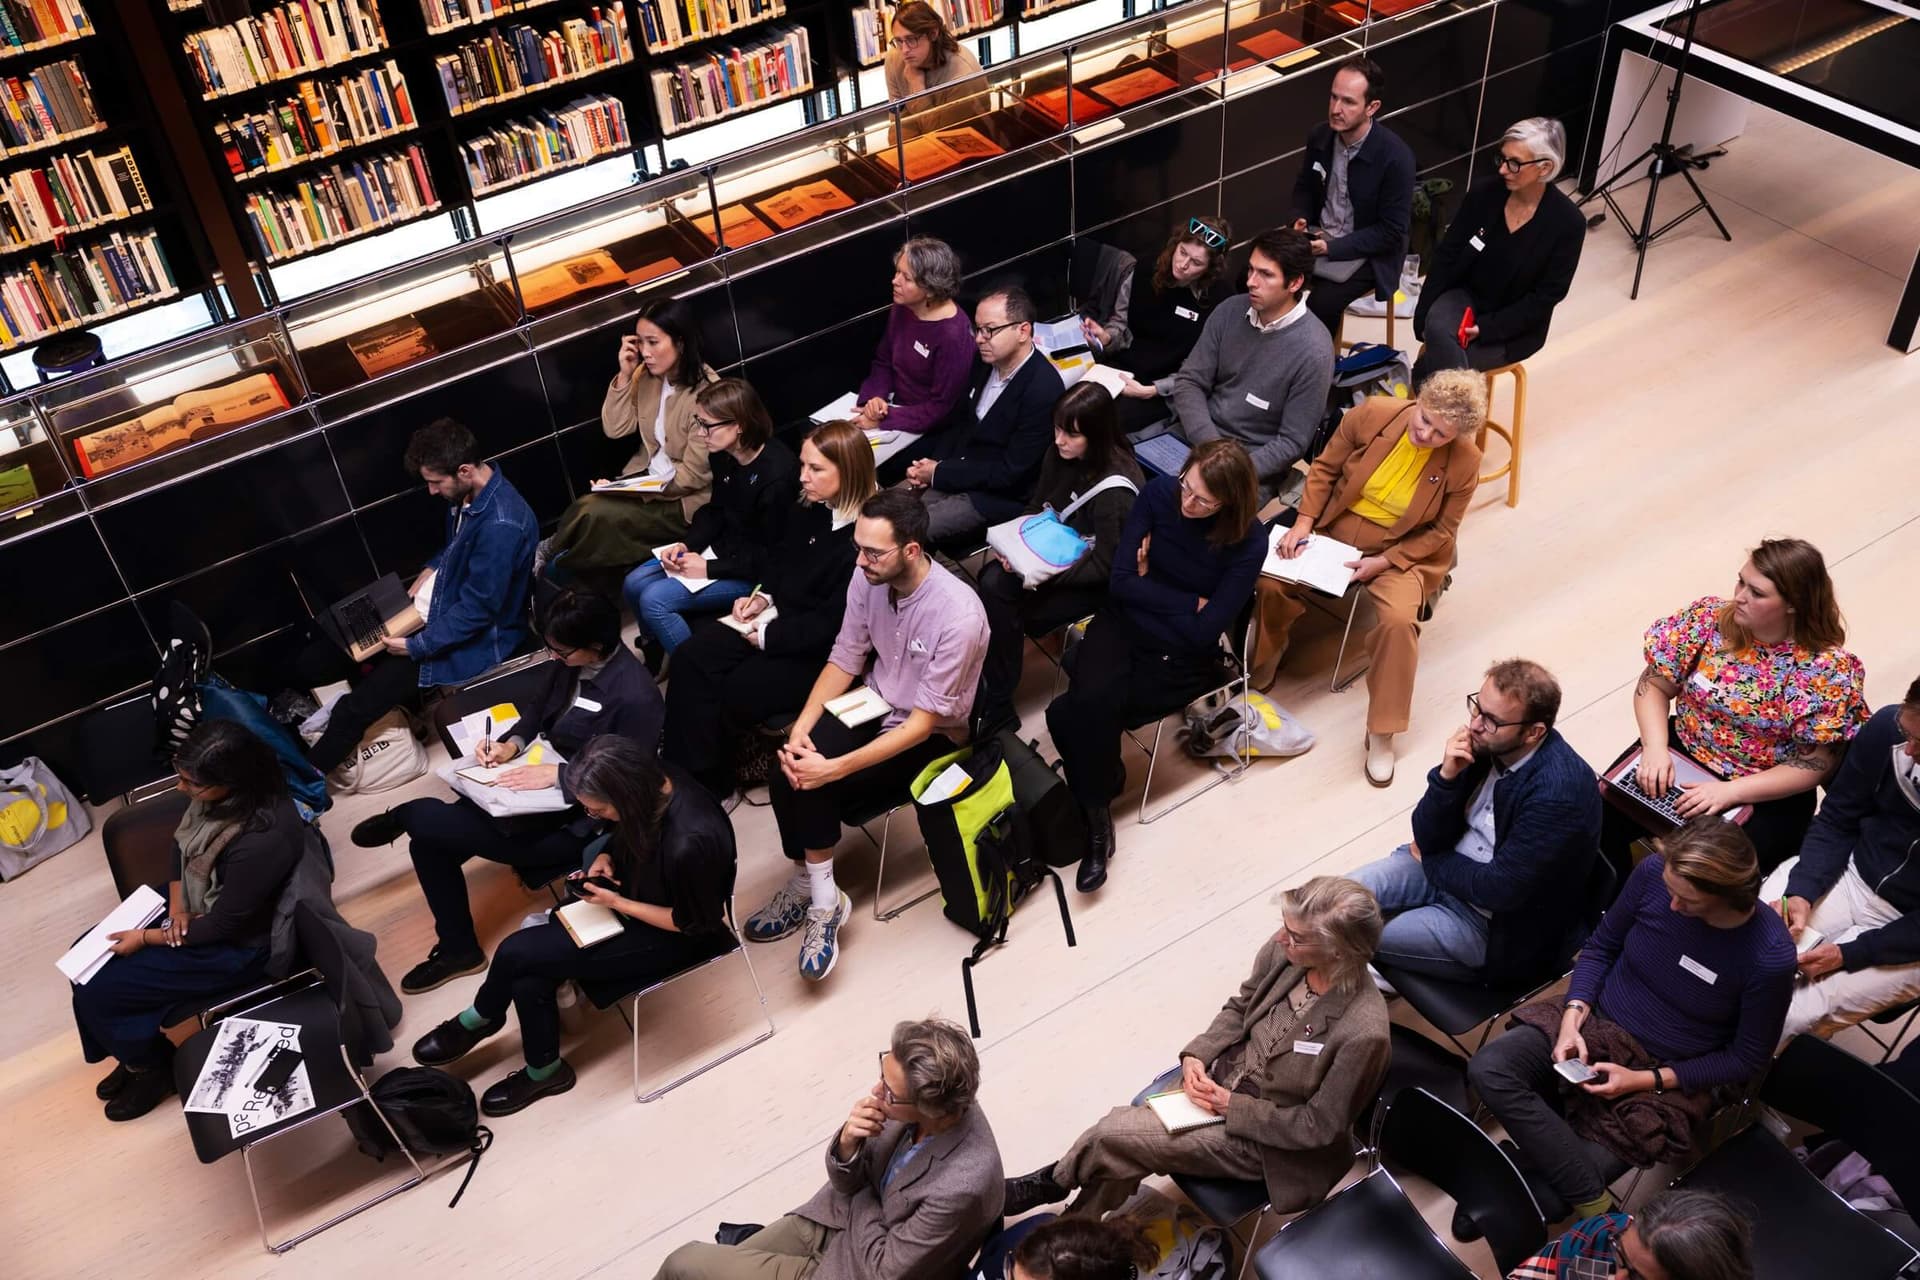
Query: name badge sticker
1174 305 1199 321
1688 670 1715 695
912 340 931 358
573 695 603 713
1469 234 1487 252
1245 392 1271 411
1312 161 1327 179
1293 1039 1324 1056
1679 955 1718 985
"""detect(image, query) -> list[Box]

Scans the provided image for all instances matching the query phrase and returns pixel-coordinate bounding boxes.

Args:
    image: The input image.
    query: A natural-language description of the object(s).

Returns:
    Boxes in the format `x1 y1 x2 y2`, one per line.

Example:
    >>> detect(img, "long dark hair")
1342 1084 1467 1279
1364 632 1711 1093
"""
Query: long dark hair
563 736 667 874
1052 381 1124 476
173 719 286 827
891 0 961 70
633 297 704 391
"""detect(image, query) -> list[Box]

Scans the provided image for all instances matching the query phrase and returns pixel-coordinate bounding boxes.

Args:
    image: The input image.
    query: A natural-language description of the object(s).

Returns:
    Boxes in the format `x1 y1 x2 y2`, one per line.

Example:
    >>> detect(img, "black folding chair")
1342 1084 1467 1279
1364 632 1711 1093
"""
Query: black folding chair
1760 1035 1920 1213
1250 1166 1474 1279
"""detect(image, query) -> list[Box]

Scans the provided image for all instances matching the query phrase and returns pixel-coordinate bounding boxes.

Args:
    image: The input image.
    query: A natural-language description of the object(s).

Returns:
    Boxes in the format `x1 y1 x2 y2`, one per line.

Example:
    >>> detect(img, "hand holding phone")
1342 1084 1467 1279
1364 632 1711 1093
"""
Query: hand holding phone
570 874 620 899
1457 305 1477 348
1553 1058 1598 1085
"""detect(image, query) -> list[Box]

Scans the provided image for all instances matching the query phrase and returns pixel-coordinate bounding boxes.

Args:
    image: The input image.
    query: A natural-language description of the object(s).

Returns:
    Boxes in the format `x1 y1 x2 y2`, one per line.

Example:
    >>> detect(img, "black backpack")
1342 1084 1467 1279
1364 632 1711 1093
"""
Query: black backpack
997 732 1088 870
347 1067 493 1207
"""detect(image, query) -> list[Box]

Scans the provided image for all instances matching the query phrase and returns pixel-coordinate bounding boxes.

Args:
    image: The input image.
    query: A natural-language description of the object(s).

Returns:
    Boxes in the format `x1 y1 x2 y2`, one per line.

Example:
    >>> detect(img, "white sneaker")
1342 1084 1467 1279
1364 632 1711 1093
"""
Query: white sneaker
1365 732 1395 787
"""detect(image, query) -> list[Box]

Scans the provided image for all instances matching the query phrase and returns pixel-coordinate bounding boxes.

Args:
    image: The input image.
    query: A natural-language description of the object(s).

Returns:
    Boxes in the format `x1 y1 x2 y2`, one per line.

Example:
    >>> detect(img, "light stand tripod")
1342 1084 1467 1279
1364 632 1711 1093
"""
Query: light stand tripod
1581 0 1732 298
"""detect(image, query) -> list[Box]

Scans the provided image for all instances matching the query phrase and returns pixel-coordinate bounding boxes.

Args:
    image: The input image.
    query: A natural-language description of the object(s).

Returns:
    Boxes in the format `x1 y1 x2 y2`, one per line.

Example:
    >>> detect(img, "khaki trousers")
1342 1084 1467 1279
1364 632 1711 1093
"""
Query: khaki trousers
1251 510 1428 735
654 1215 833 1280
1763 858 1920 1046
1053 1103 1267 1220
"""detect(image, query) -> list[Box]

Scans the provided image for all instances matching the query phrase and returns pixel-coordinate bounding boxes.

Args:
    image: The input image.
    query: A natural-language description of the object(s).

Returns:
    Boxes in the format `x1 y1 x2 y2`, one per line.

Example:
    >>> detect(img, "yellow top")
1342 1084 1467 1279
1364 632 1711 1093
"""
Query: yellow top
1348 432 1434 526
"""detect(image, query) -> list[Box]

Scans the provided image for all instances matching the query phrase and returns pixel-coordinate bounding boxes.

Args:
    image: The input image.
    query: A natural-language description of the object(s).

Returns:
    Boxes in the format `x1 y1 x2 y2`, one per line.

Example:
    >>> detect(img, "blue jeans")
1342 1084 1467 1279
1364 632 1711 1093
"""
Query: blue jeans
621 560 753 652
1348 844 1489 981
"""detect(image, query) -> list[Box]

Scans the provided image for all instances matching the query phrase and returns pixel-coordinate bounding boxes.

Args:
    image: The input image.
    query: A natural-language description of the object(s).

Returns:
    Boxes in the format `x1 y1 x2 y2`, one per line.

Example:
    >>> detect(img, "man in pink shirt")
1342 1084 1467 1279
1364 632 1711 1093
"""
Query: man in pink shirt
746 489 990 981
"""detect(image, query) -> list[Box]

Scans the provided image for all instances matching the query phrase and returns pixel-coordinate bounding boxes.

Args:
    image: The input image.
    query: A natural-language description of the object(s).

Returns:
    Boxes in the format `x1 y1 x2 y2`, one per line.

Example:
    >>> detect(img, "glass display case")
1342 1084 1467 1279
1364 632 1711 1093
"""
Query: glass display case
282 241 522 399
0 398 73 529
1048 0 1231 129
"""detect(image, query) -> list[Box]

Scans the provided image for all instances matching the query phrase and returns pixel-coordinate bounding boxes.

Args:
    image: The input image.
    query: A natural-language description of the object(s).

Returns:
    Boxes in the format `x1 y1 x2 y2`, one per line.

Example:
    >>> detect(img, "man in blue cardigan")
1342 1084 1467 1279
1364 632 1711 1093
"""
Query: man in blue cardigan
302 418 538 774
1350 658 1602 985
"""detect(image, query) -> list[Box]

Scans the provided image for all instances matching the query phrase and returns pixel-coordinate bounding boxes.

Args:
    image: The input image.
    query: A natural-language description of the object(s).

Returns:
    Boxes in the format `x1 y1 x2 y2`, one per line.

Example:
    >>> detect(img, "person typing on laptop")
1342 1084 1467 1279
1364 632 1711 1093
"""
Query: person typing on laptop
297 419 538 776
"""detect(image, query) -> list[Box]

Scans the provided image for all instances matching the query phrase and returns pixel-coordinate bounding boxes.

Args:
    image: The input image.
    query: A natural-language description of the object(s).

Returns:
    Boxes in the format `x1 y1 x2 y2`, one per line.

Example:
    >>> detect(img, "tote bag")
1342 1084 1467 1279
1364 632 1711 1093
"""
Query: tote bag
0 757 93 879
985 474 1138 588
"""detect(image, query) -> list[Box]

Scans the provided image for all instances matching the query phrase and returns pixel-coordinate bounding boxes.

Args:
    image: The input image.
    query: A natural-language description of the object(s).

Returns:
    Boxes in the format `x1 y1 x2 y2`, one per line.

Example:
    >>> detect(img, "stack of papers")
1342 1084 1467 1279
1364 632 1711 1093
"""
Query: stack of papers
57 886 167 985
915 761 974 805
812 391 861 424
185 1016 317 1139
592 475 670 494
447 702 521 759
1260 526 1358 596
652 544 721 594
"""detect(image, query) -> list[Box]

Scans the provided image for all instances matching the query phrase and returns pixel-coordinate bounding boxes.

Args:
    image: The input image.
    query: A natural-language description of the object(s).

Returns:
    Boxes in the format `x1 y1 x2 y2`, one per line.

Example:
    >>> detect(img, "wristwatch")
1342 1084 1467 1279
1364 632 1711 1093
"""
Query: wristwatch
1650 1063 1667 1095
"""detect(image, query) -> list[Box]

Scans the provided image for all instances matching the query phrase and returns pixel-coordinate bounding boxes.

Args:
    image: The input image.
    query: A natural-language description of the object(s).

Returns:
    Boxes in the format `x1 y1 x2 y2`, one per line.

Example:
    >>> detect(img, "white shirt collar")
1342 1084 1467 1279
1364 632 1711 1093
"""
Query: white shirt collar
1247 300 1310 334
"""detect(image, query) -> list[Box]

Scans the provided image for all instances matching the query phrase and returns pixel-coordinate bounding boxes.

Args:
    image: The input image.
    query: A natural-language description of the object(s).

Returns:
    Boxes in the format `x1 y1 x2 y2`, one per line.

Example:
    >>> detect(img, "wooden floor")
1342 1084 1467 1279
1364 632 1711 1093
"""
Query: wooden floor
4 105 1917 1278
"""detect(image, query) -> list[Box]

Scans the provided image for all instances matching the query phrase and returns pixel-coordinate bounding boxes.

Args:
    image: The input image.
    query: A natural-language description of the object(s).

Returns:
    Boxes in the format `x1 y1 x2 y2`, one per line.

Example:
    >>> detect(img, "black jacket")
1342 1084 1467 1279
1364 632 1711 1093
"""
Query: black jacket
1113 271 1226 384
1414 176 1586 361
171 795 304 950
515 646 664 783
923 350 1067 523
1409 728 1603 985
1290 121 1416 300
682 438 801 583
760 501 859 660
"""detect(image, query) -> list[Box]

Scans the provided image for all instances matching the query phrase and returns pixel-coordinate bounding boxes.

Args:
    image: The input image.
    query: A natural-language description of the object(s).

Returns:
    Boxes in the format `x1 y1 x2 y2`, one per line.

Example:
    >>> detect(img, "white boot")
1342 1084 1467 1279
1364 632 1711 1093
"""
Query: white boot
1365 732 1395 787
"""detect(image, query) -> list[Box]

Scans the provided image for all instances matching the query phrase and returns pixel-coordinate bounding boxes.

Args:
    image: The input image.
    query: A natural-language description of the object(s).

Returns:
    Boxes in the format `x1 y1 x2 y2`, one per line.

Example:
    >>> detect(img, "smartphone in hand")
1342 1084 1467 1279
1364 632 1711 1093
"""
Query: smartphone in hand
1553 1058 1598 1085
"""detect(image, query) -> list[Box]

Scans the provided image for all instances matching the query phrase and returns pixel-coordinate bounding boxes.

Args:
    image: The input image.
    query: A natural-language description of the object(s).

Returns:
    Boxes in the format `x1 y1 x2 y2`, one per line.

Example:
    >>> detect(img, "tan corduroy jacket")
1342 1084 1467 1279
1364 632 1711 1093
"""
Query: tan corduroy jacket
599 363 718 521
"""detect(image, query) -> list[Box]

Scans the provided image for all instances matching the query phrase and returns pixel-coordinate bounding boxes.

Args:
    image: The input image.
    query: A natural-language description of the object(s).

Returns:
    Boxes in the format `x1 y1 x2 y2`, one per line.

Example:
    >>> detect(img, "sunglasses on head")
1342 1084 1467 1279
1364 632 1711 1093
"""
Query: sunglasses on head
1188 217 1227 250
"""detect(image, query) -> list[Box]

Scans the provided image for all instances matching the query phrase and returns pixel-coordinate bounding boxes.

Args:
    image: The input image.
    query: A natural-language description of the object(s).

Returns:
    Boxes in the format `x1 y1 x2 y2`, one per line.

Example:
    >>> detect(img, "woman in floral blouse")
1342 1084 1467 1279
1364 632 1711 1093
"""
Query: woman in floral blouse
1623 537 1868 871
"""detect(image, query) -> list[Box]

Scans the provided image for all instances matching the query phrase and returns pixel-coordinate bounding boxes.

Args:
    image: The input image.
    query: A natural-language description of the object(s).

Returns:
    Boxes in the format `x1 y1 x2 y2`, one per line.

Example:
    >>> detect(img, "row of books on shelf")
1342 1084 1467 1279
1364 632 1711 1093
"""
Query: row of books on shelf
434 8 632 115
851 0 1000 63
183 0 388 99
634 0 785 55
0 230 175 348
242 142 438 261
416 0 560 35
0 55 95 154
463 92 627 194
0 0 92 57
0 145 149 248
215 61 417 180
651 23 809 135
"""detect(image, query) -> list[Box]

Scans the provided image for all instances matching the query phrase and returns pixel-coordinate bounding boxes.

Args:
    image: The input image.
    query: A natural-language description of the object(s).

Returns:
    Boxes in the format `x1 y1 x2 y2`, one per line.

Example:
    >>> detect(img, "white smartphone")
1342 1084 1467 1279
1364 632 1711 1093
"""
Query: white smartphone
1554 1059 1599 1085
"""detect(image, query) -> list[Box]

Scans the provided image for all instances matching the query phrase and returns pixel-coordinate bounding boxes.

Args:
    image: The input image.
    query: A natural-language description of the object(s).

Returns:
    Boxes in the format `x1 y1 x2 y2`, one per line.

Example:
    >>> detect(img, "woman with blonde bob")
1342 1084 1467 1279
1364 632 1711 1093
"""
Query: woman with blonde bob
1002 876 1392 1220
1255 369 1488 786
661 421 880 799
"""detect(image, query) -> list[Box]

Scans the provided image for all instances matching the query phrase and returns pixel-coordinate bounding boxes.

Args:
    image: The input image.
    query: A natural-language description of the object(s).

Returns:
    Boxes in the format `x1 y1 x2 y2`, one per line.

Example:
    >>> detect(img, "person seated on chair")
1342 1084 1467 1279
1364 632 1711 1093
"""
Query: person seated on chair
1106 216 1234 442
298 417 539 776
1611 537 1868 875
897 285 1066 549
1468 818 1796 1224
1412 117 1586 386
849 237 976 460
974 382 1145 736
542 298 718 585
663 421 879 801
1046 440 1264 894
1253 369 1486 787
654 1017 1003 1280
352 588 664 994
883 1 984 139
1116 227 1333 500
1762 674 1920 1045
622 378 798 663
1289 57 1415 340
1506 1187 1754 1280
75 720 304 1121
1002 876 1390 1221
411 737 734 1116
1011 1217 1157 1280
1069 238 1138 361
1348 657 1602 986
745 489 989 982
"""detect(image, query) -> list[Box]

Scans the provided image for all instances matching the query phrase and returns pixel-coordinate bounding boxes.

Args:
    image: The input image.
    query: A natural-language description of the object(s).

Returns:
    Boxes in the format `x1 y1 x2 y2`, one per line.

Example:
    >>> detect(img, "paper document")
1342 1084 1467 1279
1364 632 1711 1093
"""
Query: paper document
825 686 891 728
652 544 721 593
1077 365 1135 399
1260 525 1358 596
455 737 564 785
1034 315 1090 357
812 391 860 424
864 429 901 449
184 1015 318 1138
447 702 522 759
1146 1090 1226 1134
593 475 670 494
58 886 168 985
916 761 974 805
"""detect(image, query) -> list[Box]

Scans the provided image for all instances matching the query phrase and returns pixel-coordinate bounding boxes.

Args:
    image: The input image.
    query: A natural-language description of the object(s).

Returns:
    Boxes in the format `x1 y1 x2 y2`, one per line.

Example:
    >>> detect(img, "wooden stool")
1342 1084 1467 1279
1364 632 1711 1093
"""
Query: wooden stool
1475 361 1525 507
1335 294 1399 352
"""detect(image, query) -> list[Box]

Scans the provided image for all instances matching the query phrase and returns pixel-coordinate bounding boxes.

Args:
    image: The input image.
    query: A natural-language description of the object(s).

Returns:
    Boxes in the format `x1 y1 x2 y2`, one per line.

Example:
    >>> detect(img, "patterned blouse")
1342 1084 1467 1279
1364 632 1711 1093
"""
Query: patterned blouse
1507 1211 1627 1278
1643 596 1868 779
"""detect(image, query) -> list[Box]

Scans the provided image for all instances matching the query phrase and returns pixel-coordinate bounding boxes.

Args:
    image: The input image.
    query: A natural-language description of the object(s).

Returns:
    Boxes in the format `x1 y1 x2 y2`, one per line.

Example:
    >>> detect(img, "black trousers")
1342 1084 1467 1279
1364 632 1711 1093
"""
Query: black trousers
1412 287 1514 386
766 712 957 861
1468 1023 1633 1212
1304 270 1377 341
1045 611 1226 810
398 797 589 954
471 917 719 1068
661 623 823 797
974 560 1108 734
292 634 423 774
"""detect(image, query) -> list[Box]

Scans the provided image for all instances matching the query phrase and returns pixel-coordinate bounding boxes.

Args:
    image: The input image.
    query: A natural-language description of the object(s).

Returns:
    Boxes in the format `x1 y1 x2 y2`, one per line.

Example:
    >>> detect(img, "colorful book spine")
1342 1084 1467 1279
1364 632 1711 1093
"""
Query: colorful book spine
434 6 632 114
0 0 93 55
650 22 810 135
182 0 388 99
0 227 175 349
0 144 150 249
463 91 626 195
214 60 416 179
240 141 439 261
633 0 784 55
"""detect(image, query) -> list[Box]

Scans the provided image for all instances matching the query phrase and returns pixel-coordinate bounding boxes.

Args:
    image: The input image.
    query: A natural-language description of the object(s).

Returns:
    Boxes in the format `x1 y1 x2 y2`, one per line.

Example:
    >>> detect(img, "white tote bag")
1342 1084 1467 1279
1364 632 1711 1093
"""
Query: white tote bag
984 474 1138 588
0 757 93 879
328 710 428 795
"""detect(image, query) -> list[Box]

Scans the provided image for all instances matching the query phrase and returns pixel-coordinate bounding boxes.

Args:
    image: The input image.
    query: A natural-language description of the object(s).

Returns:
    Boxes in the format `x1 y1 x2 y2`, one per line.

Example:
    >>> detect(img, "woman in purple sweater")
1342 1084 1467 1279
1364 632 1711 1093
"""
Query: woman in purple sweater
1468 817 1795 1221
850 236 975 452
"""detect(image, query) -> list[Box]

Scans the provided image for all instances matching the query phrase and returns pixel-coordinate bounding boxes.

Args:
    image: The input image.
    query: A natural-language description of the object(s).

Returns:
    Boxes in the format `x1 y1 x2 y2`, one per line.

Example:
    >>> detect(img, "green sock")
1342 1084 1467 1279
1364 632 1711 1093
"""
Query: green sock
456 1006 491 1032
525 1058 564 1082
1572 1191 1614 1219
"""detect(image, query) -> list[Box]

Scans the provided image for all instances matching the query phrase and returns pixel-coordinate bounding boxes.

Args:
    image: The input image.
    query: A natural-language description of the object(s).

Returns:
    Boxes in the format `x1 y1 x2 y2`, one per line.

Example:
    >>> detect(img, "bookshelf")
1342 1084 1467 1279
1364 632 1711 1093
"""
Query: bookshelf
0 0 93 61
853 0 1004 67
416 0 566 37
634 0 788 55
180 0 391 100
430 7 635 117
214 62 421 184
461 92 629 195
649 21 812 135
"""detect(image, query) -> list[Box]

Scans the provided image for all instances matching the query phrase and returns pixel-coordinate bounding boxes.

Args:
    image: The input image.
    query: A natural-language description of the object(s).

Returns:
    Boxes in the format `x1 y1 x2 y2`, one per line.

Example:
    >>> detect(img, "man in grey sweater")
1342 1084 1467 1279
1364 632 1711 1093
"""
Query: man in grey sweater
1123 227 1334 496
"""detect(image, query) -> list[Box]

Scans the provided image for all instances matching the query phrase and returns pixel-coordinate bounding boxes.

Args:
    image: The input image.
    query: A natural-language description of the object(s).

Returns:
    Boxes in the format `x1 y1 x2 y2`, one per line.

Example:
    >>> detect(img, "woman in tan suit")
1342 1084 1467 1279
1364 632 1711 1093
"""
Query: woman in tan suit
1001 877 1390 1222
1257 369 1487 786
543 298 717 581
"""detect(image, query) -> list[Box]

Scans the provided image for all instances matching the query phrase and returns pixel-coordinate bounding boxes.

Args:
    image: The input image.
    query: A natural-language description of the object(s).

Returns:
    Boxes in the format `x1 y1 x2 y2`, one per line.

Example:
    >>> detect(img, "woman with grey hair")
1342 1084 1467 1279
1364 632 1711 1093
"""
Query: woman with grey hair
1507 1188 1754 1279
1003 876 1392 1220
1413 116 1586 384
850 237 976 456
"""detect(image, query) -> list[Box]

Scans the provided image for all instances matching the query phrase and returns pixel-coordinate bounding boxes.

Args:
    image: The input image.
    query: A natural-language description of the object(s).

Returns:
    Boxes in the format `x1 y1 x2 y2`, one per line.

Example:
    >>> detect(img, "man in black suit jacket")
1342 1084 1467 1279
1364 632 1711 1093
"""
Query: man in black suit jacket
901 285 1065 548
1290 57 1416 339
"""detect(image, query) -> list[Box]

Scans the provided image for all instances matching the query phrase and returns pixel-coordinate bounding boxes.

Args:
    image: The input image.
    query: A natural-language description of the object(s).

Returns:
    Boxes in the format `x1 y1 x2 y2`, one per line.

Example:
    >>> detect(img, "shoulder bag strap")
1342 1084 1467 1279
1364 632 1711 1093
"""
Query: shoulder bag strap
1057 473 1139 521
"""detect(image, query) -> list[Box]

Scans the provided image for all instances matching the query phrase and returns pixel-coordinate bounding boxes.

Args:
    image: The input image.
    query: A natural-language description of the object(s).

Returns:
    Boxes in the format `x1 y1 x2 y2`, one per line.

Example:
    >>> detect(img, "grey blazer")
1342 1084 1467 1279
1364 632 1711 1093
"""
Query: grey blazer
791 1105 1004 1280
1181 939 1391 1212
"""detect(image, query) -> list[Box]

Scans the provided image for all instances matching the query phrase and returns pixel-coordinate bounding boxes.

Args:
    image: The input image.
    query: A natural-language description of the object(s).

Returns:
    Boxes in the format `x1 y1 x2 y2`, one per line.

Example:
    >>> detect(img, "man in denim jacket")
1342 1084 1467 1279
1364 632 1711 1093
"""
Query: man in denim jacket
303 418 538 774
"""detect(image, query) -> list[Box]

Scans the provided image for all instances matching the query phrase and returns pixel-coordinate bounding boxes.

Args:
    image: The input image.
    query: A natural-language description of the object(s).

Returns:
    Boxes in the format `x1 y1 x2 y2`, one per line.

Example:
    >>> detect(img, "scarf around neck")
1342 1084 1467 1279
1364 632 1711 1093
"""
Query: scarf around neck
175 798 247 915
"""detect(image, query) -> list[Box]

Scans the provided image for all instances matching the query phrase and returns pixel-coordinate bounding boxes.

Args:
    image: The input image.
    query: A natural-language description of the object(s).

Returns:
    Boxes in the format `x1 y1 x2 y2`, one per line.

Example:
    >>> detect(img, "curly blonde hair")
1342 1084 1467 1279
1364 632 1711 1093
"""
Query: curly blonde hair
1417 368 1488 435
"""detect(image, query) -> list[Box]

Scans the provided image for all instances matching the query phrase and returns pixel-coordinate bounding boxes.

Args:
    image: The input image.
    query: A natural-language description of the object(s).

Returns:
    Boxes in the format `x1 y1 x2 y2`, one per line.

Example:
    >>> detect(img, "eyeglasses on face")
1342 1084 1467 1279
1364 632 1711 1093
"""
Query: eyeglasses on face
1187 216 1227 249
1178 475 1221 511
877 1050 901 1105
546 639 580 660
690 416 734 434
855 542 903 564
1466 691 1532 731
1496 154 1551 173
889 32 925 48
973 319 1023 340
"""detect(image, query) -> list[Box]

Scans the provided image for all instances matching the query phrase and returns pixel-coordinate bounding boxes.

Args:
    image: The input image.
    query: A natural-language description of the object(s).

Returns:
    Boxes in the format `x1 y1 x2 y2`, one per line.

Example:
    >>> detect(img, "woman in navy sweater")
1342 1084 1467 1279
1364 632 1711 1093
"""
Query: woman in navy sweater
1468 817 1795 1220
1046 439 1264 892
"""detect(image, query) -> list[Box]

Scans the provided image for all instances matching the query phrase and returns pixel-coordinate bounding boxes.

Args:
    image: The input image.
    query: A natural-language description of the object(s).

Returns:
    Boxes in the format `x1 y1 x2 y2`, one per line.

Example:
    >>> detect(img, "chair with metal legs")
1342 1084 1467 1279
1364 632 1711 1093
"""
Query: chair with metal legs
1121 612 1259 825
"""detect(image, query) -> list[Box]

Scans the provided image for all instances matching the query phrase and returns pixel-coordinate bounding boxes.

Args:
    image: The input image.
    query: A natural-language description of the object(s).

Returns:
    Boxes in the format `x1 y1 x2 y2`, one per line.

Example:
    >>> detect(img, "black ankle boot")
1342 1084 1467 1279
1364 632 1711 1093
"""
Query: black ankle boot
350 809 405 849
1076 806 1115 893
1003 1165 1071 1217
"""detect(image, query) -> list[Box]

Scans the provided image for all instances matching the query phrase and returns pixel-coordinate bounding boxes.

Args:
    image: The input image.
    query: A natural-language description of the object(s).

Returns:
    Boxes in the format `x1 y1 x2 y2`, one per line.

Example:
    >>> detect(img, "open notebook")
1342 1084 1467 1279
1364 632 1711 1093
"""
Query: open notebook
1144 1090 1226 1134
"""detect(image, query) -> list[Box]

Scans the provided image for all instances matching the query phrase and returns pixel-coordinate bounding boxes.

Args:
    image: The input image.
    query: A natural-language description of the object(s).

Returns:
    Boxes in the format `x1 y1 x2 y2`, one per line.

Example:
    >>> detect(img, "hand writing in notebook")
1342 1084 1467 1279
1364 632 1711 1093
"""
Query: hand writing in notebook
1277 518 1313 558
1344 554 1390 583
496 764 560 791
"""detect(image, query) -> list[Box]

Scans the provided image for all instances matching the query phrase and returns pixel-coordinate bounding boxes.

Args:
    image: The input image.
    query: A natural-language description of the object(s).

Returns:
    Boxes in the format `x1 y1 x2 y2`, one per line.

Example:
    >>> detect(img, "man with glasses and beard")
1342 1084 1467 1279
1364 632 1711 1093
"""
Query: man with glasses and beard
1347 658 1602 987
744 489 988 983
